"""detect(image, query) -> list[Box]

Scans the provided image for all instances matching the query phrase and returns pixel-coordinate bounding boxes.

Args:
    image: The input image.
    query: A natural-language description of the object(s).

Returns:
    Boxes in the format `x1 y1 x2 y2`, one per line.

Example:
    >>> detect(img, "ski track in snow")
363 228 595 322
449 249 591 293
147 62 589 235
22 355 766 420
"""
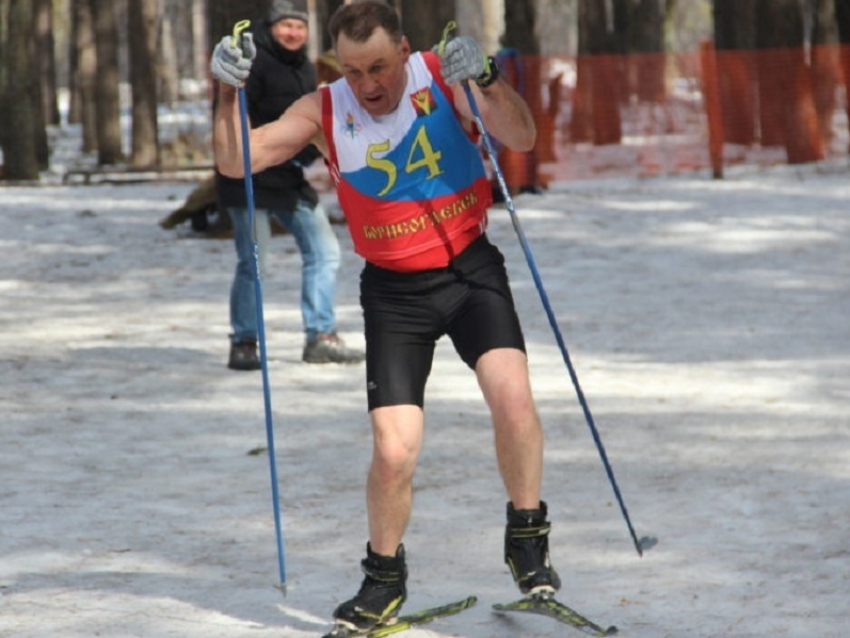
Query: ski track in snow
1 161 849 637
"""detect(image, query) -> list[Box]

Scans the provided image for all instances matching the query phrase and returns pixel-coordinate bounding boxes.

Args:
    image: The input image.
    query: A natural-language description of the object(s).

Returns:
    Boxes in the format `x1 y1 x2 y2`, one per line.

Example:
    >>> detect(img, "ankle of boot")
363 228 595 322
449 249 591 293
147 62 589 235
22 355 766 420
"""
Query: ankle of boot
507 500 549 526
363 543 407 581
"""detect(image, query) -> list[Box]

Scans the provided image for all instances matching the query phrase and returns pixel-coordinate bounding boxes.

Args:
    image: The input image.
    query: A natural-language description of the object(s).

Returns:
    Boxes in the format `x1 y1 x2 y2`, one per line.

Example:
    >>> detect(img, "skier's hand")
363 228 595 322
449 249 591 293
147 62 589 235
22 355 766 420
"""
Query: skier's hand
437 36 492 86
210 33 257 87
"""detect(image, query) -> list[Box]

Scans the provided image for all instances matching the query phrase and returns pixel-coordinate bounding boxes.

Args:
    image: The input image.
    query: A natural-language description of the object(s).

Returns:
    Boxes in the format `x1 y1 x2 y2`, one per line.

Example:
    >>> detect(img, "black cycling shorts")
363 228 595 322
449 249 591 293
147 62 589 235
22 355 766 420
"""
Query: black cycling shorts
360 234 526 411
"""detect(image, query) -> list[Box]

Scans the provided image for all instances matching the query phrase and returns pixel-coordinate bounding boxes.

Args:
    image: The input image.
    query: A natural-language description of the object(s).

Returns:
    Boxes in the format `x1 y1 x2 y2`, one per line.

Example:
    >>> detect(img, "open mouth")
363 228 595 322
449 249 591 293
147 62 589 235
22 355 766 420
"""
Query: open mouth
362 94 386 111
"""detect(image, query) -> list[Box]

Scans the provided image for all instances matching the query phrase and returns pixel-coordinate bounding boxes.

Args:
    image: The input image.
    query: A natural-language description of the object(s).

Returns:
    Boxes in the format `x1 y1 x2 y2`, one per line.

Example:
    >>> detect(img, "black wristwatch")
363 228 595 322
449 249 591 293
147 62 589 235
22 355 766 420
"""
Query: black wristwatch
476 56 500 88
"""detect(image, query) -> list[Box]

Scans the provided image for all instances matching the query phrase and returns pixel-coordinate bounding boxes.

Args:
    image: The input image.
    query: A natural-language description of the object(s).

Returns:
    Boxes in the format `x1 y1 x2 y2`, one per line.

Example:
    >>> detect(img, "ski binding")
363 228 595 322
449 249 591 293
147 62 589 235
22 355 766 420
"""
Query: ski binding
322 595 477 638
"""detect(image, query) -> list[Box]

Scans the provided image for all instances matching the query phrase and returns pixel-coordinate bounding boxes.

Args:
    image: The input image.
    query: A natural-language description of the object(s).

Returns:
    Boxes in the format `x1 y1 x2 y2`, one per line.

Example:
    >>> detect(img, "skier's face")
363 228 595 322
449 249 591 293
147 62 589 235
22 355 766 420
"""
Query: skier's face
336 28 411 117
271 18 308 51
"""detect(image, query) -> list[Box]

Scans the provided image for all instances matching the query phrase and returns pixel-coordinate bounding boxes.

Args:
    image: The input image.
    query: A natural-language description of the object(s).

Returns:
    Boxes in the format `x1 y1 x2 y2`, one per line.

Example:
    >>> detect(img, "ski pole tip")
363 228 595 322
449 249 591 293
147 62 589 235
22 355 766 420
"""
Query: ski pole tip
637 535 658 555
274 582 288 597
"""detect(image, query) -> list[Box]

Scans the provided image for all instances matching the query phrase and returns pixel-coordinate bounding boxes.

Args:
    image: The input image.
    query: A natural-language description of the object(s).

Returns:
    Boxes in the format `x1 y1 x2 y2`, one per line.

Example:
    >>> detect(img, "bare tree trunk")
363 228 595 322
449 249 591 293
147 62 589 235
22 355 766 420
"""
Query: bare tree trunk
315 0 345 52
191 0 208 81
756 0 823 162
810 0 839 145
0 0 8 155
74 0 99 152
53 0 72 89
713 0 757 145
67 0 80 125
92 0 123 164
35 0 60 126
129 0 159 166
838 0 850 42
624 0 666 102
3 0 41 179
834 0 850 149
756 0 798 146
456 0 504 55
572 0 623 145
501 0 546 189
158 2 179 105
208 0 269 52
25 0 49 169
172 0 191 80
398 0 456 52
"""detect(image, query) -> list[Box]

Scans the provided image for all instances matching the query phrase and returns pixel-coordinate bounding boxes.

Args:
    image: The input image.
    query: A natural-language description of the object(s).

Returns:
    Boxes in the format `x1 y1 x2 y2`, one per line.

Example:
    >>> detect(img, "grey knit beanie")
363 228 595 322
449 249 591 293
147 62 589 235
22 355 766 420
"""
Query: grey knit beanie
267 0 309 24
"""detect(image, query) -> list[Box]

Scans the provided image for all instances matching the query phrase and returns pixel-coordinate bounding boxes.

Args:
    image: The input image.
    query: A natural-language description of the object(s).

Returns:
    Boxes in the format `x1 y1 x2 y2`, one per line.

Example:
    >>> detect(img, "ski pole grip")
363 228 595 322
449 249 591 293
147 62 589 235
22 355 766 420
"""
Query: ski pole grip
436 20 457 55
231 19 251 49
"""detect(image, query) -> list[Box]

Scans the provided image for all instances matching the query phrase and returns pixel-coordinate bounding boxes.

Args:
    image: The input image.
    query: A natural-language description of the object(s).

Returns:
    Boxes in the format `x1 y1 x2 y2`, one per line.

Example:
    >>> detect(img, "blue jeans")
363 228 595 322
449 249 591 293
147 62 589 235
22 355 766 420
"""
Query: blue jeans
228 200 341 343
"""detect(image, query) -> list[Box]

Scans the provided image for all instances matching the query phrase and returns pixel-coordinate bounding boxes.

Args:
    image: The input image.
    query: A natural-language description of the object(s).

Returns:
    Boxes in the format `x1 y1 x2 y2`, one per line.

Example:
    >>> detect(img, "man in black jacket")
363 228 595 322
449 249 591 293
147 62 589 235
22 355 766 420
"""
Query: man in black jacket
216 0 364 369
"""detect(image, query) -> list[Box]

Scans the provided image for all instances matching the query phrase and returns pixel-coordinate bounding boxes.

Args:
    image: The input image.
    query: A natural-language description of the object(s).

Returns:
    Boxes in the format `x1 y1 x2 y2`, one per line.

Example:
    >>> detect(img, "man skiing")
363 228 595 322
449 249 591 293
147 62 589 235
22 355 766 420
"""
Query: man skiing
210 1 560 633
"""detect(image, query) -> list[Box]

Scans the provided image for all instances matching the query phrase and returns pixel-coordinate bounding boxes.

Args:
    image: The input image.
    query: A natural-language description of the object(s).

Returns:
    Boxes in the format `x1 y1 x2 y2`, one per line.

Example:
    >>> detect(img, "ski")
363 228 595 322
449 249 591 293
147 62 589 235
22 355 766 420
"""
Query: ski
321 595 477 638
493 593 617 636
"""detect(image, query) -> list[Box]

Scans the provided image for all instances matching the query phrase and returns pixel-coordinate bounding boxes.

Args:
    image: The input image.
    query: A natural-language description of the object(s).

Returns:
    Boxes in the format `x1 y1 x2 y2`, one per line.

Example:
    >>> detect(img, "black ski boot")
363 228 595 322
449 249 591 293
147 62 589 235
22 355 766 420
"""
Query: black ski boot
505 501 562 596
333 544 408 632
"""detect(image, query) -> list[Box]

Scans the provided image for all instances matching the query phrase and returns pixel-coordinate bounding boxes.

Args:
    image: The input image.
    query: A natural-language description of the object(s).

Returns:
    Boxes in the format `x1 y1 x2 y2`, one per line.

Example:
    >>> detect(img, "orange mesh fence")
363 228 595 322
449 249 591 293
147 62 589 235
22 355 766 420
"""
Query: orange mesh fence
492 44 850 189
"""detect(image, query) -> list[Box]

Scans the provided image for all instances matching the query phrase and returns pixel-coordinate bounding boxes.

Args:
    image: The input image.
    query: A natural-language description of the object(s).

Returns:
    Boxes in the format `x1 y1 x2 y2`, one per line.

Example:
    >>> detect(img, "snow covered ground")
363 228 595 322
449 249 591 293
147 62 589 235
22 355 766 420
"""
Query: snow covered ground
1 160 849 638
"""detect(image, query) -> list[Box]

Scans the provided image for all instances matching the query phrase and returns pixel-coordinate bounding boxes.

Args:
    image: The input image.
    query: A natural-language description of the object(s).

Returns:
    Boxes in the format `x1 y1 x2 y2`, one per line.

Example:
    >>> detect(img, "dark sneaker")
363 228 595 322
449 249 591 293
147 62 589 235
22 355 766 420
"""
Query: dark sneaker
302 332 365 364
333 544 407 632
228 340 261 371
505 501 562 595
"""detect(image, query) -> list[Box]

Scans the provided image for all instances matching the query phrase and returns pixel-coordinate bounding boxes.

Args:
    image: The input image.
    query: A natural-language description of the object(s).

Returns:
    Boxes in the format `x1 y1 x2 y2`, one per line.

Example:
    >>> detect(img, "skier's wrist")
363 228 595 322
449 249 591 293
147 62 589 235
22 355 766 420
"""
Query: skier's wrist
218 82 238 99
475 56 500 89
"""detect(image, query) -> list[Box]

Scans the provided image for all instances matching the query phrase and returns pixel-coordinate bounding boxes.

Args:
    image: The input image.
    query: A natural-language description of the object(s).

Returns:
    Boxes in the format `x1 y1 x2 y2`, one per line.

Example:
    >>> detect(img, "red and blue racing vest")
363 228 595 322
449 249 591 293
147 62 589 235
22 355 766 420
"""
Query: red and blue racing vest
320 51 492 271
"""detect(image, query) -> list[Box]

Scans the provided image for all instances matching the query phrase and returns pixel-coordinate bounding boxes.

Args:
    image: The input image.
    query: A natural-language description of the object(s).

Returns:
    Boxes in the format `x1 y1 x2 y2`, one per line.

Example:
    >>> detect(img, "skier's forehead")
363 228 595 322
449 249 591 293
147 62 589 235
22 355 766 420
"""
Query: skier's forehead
336 29 402 71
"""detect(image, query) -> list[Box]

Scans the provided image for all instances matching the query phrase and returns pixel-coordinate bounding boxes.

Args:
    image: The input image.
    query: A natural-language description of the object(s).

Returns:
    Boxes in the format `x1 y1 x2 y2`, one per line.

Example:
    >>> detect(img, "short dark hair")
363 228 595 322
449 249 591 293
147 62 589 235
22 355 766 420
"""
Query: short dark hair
328 0 403 46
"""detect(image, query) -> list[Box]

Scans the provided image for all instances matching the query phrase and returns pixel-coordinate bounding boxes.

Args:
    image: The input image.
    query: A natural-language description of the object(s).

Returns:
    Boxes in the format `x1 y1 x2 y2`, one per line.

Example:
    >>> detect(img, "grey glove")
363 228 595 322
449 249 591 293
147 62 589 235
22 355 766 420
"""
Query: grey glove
438 36 487 85
210 33 257 87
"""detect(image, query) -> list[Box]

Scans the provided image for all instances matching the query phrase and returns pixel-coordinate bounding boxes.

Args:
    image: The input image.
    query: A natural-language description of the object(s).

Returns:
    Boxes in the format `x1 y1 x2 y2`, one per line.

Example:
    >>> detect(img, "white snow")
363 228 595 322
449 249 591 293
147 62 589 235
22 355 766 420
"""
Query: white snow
2 159 849 638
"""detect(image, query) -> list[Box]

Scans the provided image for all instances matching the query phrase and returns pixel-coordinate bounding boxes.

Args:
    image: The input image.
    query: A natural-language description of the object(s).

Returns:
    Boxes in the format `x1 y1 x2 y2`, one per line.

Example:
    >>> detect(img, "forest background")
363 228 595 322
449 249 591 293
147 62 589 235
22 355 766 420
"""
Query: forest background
1 0 850 184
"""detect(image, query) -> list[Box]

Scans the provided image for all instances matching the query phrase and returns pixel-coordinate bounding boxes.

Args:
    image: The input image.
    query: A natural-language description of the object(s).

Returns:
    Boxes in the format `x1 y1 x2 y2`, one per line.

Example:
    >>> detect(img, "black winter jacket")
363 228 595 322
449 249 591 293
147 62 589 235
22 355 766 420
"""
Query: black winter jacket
216 23 321 212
